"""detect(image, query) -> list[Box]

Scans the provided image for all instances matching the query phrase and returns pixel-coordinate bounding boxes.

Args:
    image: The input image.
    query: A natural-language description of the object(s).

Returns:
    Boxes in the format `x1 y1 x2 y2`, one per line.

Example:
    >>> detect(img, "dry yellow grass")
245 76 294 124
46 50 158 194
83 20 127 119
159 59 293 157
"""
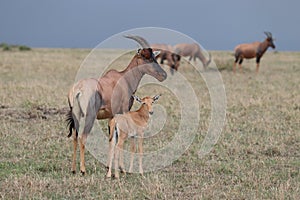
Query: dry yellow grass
0 48 299 199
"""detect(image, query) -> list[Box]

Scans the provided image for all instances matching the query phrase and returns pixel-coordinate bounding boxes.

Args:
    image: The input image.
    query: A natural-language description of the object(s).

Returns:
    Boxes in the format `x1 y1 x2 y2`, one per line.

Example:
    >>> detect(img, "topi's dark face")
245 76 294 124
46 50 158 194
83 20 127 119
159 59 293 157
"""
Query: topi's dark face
139 48 167 82
268 38 276 49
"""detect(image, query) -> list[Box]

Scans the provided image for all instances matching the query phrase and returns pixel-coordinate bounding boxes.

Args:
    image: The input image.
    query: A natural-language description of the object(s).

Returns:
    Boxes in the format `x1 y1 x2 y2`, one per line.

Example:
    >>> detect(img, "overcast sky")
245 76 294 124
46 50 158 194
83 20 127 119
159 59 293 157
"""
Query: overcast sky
0 0 299 51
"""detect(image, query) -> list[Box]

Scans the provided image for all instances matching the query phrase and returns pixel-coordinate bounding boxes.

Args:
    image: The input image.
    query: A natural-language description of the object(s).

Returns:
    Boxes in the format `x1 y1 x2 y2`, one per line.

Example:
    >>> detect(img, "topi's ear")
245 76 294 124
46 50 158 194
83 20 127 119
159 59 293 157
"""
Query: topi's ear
153 94 161 103
137 48 142 55
132 95 142 103
153 51 161 58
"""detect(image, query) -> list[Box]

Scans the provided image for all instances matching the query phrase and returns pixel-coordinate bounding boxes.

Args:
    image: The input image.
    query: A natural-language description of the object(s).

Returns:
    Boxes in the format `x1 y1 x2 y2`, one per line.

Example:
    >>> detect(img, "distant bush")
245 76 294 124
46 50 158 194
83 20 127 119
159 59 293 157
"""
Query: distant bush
0 43 31 51
2 43 12 51
19 45 31 51
0 43 7 48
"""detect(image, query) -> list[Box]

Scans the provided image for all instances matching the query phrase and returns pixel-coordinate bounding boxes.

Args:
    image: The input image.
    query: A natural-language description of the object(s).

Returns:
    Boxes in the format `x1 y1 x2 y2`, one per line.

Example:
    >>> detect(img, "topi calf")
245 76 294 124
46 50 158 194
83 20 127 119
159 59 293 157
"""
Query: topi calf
106 95 161 178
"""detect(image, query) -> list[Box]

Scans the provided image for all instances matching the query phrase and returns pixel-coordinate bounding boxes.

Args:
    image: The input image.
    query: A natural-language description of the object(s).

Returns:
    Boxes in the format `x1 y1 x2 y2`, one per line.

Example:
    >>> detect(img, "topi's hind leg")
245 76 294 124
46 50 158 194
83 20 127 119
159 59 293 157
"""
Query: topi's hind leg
79 132 87 175
79 107 97 175
233 56 239 73
256 56 261 74
71 130 78 174
256 63 260 74
238 58 243 73
160 53 166 64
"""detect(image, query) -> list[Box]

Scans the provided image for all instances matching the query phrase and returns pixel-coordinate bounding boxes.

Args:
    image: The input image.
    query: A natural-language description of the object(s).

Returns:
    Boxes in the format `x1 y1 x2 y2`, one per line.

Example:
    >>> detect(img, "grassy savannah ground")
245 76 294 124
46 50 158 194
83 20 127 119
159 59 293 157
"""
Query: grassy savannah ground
0 48 299 199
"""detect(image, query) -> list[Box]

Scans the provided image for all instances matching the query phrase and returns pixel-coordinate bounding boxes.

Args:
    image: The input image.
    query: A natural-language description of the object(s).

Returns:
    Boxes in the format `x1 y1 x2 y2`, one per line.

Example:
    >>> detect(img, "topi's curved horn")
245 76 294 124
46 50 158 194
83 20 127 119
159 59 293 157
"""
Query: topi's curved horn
264 31 272 38
124 35 150 48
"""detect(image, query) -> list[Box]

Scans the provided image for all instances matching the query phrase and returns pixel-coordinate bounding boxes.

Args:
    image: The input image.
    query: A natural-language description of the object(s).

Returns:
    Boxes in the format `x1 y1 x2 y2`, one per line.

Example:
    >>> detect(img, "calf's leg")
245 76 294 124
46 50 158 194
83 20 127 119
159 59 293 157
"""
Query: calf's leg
129 137 136 173
138 133 144 175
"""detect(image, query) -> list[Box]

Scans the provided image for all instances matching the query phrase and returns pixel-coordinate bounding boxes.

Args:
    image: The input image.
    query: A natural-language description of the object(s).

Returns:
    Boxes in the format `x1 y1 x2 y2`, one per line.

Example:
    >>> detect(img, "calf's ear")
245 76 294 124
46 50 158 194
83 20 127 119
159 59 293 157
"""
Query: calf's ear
132 95 142 103
153 51 160 58
153 94 161 103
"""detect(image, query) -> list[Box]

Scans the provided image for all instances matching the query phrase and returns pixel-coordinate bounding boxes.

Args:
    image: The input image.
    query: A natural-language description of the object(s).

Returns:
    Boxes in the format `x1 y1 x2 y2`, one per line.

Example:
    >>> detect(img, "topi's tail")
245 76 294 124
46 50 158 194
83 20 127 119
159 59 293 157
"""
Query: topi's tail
66 108 77 138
